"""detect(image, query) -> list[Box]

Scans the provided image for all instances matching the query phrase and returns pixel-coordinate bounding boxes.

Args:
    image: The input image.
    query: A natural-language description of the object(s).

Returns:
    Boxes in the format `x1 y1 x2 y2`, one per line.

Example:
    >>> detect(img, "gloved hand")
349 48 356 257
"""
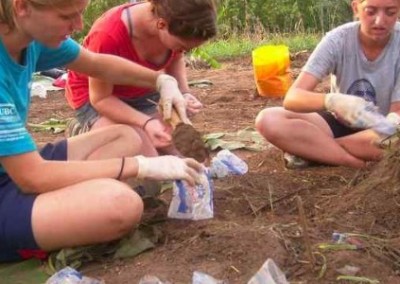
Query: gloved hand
156 74 191 124
135 155 204 186
386 112 400 126
183 93 203 115
378 112 400 148
324 93 380 129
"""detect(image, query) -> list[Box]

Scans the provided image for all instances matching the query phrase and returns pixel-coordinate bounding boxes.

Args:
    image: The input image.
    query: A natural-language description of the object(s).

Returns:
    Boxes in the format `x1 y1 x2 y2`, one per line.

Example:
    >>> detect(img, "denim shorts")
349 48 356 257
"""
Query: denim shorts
318 111 362 138
0 140 68 262
75 93 160 129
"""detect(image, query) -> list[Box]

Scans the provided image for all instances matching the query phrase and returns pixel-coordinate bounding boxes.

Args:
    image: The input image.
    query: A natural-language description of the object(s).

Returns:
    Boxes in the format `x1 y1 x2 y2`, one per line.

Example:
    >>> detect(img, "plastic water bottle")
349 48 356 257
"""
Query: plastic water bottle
46 267 104 284
209 149 248 178
357 104 396 136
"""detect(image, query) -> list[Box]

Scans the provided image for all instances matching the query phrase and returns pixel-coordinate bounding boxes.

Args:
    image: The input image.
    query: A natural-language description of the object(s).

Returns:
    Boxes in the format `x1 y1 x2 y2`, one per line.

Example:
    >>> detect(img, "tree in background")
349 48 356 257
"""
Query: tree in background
75 0 353 42
218 0 353 36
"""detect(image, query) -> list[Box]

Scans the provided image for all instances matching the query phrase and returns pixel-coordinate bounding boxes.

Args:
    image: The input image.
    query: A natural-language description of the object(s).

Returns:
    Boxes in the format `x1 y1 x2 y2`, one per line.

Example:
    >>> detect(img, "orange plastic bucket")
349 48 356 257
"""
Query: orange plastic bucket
252 45 291 98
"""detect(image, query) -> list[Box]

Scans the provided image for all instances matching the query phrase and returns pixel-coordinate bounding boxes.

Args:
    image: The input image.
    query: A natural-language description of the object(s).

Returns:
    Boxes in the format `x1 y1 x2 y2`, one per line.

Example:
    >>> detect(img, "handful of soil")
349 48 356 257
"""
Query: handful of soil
172 122 209 163
163 106 209 163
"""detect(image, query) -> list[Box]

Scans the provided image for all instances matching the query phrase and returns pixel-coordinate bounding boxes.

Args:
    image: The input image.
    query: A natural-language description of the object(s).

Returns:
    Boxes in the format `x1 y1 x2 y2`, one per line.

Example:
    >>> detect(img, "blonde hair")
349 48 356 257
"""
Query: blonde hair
0 0 80 30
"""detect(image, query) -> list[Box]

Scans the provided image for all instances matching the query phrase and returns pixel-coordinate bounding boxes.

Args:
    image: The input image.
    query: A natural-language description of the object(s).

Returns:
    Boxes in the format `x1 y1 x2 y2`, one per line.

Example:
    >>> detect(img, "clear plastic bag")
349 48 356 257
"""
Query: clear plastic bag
247 259 288 284
46 267 104 284
192 271 226 284
209 149 248 179
167 169 214 220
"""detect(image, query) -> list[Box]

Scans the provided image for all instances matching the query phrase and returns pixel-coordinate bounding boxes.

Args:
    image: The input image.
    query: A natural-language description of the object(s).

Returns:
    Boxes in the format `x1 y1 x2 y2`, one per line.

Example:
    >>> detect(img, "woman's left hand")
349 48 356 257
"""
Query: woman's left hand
183 93 203 115
143 118 172 148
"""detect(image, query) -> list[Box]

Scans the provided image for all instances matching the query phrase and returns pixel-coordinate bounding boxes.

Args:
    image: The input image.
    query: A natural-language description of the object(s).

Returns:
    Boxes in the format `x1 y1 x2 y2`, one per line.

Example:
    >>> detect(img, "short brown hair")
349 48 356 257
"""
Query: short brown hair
149 0 217 40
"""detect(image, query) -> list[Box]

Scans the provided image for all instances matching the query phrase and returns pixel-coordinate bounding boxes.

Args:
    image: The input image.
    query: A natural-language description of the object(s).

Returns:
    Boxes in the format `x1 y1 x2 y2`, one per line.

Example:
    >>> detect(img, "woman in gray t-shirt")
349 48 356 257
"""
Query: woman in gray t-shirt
255 0 400 169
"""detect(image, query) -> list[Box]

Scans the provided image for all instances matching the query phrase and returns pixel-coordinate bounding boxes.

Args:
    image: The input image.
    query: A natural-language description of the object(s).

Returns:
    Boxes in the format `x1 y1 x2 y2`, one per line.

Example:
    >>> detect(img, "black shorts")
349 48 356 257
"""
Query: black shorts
318 111 362 138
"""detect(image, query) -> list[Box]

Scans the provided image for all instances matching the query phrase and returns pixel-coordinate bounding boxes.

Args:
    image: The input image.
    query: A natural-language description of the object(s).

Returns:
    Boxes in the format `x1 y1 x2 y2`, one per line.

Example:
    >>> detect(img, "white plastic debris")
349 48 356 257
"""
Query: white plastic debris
209 149 248 178
31 82 47 98
168 169 214 220
192 271 226 284
46 266 104 284
247 259 288 284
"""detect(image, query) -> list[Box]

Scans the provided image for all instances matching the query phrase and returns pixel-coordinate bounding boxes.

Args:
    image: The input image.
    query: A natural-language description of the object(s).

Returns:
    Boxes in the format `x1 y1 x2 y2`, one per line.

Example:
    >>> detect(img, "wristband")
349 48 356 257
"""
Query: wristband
116 157 125 180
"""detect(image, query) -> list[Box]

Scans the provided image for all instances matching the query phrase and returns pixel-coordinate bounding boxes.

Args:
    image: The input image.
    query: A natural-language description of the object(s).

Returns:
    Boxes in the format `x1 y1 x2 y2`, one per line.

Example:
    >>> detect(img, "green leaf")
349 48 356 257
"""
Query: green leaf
203 132 225 140
28 118 68 134
219 140 246 150
113 230 155 259
244 144 265 151
0 259 48 284
205 138 225 151
203 129 268 152
336 275 380 284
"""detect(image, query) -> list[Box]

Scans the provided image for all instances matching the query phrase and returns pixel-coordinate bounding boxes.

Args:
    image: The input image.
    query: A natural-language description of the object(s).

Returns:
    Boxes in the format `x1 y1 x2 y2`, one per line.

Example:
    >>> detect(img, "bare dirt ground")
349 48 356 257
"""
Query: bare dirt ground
28 54 400 283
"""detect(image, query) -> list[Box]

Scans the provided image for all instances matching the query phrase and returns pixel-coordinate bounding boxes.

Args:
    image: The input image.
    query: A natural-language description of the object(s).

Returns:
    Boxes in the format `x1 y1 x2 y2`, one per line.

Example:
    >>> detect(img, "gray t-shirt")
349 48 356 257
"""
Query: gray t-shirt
303 21 400 115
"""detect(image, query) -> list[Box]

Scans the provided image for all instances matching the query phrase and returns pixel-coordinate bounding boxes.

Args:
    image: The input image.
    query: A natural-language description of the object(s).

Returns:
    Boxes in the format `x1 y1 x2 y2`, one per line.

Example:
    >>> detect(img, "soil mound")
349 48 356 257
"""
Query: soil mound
172 123 209 163
333 147 400 236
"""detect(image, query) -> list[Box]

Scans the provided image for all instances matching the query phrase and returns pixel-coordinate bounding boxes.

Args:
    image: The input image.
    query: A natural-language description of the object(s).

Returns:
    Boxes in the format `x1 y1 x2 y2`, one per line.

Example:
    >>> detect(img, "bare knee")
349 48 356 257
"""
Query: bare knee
255 107 287 142
103 182 144 238
113 125 145 154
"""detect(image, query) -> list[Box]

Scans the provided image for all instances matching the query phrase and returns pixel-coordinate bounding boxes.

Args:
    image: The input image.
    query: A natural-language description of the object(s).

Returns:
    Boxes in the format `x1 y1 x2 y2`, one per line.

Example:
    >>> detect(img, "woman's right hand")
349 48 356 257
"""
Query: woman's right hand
324 93 376 128
142 117 172 148
135 155 204 186
156 74 190 124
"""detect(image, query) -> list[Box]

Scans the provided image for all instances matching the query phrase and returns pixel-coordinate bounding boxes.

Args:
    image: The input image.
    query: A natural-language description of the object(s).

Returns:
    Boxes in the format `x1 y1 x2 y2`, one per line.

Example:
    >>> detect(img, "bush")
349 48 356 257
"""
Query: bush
217 0 353 36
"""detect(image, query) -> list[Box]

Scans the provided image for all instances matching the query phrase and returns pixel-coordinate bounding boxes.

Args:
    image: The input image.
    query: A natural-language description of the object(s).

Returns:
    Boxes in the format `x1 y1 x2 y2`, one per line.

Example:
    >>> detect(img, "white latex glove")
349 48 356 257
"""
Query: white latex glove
325 93 378 128
135 155 204 186
378 112 400 147
183 93 203 115
386 112 400 125
156 74 190 124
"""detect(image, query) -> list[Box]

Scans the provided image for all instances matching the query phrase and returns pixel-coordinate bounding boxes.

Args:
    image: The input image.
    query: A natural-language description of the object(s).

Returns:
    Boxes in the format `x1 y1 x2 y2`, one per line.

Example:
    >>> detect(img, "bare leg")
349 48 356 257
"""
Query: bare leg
255 107 366 168
32 179 143 250
32 125 147 250
336 130 382 161
74 117 158 159
31 125 150 250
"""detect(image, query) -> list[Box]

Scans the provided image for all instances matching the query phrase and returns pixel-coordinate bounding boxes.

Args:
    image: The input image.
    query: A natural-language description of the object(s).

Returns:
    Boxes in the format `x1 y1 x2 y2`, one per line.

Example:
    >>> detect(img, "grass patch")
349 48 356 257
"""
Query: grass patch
198 33 321 61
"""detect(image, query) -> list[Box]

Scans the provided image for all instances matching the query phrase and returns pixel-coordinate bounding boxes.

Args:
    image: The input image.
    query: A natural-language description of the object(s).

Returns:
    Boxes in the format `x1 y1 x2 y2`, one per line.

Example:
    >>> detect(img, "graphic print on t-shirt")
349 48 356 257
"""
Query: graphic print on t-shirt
0 103 26 143
347 79 377 105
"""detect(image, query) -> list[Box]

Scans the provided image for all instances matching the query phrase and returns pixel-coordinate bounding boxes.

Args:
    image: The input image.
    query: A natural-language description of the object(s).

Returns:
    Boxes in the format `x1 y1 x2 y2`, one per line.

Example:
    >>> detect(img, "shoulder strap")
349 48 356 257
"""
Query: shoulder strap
125 8 133 38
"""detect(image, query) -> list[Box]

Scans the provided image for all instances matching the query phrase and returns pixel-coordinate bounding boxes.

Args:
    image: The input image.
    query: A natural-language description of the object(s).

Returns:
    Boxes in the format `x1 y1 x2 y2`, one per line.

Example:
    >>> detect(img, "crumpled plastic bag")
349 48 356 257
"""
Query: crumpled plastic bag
168 169 214 220
247 259 288 284
209 149 248 178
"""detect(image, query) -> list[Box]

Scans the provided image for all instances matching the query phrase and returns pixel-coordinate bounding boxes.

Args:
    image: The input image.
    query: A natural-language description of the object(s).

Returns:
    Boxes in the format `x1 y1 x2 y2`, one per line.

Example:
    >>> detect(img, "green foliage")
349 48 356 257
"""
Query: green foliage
73 0 126 43
199 33 320 61
217 0 353 35
190 49 221 68
71 0 331 67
